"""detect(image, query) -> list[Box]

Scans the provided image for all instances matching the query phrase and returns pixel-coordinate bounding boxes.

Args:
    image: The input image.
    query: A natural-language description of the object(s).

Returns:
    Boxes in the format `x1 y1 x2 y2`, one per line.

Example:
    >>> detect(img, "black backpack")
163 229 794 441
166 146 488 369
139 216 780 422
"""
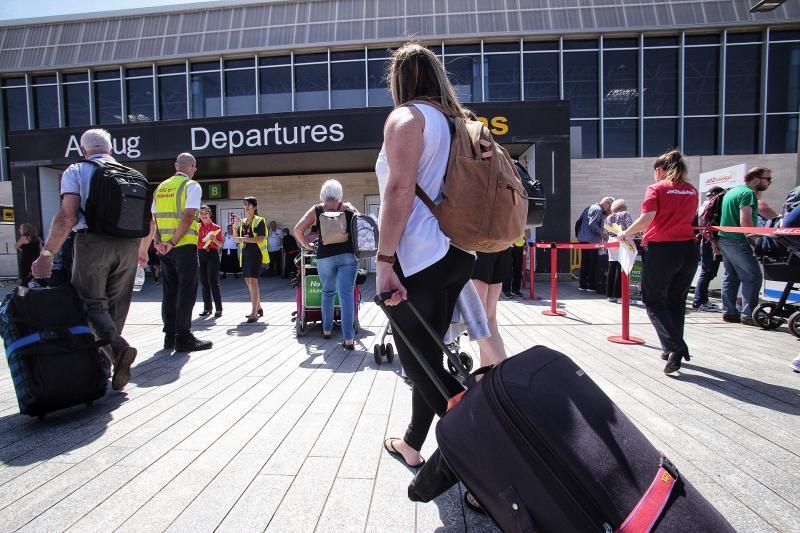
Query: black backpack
83 159 152 239
574 207 589 240
514 162 547 228
782 185 800 220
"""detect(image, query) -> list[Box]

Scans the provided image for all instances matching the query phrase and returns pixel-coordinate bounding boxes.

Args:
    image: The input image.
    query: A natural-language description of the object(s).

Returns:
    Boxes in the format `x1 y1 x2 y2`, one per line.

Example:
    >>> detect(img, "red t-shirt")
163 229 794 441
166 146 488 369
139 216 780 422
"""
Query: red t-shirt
198 222 222 250
640 180 698 245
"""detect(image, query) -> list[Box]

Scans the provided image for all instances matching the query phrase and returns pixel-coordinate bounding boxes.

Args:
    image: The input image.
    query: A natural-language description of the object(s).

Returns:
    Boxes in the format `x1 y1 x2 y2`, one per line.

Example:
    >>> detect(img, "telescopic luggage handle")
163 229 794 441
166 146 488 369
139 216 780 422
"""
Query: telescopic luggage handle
374 292 471 400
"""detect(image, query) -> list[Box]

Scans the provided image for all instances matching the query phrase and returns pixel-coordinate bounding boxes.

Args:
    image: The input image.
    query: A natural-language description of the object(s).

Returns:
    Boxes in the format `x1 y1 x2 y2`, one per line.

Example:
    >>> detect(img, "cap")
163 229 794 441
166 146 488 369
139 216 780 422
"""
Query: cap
706 186 725 197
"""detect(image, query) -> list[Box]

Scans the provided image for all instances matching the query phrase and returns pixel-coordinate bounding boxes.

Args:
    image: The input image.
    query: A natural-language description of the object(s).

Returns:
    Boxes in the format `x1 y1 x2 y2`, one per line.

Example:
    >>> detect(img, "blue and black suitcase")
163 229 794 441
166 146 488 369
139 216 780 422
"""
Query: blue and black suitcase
1 283 109 418
375 295 733 533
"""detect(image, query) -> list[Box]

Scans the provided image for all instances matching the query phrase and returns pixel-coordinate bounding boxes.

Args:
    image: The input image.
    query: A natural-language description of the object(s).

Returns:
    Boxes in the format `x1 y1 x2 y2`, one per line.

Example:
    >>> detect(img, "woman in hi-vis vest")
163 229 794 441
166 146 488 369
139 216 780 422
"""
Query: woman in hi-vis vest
233 196 269 323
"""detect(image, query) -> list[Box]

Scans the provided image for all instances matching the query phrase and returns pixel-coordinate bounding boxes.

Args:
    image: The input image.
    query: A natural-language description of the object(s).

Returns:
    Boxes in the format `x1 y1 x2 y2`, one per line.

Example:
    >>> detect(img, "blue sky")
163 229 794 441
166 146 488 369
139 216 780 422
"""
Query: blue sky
0 0 206 21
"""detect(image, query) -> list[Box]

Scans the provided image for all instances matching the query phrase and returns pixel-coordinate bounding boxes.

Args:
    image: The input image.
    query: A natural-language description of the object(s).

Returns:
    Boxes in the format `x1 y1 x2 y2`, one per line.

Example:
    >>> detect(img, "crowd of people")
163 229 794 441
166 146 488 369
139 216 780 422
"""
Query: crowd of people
13 43 798 520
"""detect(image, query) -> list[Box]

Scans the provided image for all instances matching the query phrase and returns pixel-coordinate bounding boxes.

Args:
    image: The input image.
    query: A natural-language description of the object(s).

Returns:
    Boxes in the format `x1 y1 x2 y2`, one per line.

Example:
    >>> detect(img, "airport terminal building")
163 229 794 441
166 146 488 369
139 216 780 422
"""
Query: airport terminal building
0 0 799 274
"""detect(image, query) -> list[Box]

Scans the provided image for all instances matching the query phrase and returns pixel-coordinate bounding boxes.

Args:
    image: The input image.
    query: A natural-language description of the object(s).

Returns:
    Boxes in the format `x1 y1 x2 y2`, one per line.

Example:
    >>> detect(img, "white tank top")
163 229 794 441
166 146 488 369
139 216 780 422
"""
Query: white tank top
375 102 451 277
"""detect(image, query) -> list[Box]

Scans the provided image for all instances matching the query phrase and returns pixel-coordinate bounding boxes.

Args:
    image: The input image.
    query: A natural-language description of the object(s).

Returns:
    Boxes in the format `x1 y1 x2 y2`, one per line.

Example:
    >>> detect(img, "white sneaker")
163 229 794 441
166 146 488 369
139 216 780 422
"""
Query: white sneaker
696 303 720 312
791 355 800 373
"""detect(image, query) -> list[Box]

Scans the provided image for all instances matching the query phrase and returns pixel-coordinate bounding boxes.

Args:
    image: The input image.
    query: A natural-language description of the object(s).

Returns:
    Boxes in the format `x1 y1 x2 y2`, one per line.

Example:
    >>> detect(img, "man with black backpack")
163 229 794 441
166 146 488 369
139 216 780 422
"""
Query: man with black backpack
692 186 725 311
31 128 152 392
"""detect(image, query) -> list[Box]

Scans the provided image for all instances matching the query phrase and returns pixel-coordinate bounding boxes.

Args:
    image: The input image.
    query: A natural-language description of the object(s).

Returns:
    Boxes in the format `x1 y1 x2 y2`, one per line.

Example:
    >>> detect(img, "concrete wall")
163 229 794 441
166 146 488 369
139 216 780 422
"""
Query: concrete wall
0 181 17 279
227 172 380 230
571 153 800 225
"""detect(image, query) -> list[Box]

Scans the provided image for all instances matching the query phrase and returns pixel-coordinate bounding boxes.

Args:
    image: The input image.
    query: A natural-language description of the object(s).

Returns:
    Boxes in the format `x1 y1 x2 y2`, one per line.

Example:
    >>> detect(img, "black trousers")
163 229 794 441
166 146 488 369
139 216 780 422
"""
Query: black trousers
267 248 283 277
502 246 524 293
160 244 198 339
579 247 598 290
641 241 699 357
606 260 622 298
389 246 474 451
692 239 722 306
198 249 222 311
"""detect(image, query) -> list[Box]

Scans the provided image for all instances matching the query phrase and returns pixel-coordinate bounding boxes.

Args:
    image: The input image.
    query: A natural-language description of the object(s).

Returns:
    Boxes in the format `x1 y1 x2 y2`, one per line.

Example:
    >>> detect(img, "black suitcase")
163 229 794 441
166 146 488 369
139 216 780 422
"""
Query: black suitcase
375 294 733 532
1 283 109 418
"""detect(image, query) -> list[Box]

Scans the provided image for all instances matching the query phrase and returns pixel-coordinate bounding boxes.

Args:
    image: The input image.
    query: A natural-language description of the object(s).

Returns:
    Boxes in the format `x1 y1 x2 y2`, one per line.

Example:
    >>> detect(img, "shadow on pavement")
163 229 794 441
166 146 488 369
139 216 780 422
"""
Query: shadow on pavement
675 363 800 415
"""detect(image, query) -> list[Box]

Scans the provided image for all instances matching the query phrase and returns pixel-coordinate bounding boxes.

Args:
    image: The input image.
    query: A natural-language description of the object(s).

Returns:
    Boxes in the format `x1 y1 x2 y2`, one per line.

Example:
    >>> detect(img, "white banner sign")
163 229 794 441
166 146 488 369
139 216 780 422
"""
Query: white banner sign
698 164 746 195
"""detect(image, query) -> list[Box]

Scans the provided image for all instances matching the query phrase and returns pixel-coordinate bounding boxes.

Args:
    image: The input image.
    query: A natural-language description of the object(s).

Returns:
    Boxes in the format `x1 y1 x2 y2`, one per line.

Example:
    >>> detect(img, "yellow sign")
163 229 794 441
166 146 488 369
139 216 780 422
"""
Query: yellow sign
1 207 14 223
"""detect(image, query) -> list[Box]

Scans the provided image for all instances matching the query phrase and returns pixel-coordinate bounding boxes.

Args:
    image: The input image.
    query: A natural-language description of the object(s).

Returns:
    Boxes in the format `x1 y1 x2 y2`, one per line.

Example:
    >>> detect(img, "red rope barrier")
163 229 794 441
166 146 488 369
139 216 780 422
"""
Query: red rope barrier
528 245 541 300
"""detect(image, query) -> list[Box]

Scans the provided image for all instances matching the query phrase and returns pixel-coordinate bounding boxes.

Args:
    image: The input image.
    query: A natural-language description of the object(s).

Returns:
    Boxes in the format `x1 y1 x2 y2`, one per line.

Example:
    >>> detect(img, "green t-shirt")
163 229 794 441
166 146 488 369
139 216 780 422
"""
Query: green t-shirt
718 184 758 240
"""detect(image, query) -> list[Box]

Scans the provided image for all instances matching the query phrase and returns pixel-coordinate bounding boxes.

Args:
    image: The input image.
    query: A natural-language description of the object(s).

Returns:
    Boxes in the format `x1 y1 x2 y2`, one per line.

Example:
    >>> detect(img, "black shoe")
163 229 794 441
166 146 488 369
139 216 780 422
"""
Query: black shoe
175 334 213 352
246 315 259 323
258 307 263 317
112 346 137 391
220 274 227 279
661 352 669 361
502 291 512 299
664 352 682 374
199 309 212 317
164 336 175 350
342 341 355 350
722 314 741 323
214 310 223 318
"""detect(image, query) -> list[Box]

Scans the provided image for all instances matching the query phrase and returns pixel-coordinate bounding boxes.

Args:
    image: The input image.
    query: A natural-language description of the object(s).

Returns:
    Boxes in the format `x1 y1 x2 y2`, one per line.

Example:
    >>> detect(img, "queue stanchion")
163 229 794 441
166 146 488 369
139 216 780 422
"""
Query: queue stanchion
608 262 645 345
542 242 566 317
528 244 541 301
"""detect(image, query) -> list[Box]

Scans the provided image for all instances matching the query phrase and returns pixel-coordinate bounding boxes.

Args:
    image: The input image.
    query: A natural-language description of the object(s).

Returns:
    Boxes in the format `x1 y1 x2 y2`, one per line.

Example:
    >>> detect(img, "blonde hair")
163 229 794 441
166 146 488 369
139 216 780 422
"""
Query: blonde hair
388 42 469 118
653 149 687 184
611 199 627 213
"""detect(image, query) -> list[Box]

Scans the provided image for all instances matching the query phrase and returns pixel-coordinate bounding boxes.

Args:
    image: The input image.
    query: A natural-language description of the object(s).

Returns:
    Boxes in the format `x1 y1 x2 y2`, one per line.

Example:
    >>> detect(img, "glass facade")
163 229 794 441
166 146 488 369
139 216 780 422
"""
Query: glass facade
2 28 798 163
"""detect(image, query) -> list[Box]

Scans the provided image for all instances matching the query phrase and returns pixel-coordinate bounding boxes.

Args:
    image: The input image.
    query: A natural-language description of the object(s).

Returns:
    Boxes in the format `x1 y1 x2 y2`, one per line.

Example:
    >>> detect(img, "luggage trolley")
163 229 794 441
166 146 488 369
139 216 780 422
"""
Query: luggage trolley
752 233 800 337
291 249 361 337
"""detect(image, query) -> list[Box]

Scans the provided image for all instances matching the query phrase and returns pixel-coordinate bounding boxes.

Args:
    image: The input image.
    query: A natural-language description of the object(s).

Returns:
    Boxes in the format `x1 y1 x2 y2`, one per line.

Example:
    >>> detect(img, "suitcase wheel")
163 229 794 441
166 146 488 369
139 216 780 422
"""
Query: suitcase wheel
373 344 382 365
447 352 473 376
385 343 394 363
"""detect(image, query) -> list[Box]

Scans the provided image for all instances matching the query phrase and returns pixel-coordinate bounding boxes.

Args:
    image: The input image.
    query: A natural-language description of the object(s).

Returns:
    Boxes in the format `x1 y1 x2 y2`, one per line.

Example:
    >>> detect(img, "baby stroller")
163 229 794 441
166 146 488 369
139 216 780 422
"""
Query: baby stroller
290 249 365 337
374 281 483 375
752 227 800 337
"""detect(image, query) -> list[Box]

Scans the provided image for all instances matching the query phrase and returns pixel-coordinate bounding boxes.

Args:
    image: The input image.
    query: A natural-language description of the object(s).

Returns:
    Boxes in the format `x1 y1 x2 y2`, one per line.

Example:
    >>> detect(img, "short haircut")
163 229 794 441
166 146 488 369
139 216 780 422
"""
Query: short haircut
320 179 343 202
744 167 771 183
600 196 615 205
80 129 112 153
610 199 627 212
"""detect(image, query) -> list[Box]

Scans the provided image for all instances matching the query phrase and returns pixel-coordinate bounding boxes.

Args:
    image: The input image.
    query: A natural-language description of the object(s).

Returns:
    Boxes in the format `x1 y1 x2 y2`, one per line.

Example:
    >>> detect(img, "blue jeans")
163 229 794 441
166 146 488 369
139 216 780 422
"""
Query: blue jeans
718 237 762 318
315 253 358 340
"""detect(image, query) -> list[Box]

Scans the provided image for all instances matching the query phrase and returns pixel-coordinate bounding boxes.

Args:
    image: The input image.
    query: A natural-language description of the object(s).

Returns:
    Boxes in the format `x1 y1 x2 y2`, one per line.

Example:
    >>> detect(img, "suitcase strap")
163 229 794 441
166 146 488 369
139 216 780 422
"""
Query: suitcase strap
615 457 679 533
6 326 94 356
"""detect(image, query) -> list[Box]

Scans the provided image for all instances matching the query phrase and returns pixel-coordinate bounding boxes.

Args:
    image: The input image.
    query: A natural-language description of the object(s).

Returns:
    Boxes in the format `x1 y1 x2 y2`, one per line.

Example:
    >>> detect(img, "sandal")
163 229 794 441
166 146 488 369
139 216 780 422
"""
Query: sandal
383 438 425 468
464 490 485 514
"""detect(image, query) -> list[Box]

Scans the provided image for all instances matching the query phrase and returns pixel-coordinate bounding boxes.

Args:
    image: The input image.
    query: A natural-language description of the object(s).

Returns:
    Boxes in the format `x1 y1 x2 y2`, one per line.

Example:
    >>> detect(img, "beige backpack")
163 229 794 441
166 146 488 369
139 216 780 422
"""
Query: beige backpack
412 100 529 253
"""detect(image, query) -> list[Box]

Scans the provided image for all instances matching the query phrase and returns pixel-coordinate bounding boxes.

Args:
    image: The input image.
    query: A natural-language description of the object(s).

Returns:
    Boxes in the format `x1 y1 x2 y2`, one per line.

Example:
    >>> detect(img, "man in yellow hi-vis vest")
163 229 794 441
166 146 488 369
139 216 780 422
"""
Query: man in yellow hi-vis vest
151 153 212 353
502 235 527 298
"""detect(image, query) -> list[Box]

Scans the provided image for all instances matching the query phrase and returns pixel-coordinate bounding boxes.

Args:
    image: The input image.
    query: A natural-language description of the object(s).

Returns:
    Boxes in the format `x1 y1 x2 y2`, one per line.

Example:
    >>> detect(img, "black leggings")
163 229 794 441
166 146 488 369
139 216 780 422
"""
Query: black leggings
389 246 474 451
198 249 222 311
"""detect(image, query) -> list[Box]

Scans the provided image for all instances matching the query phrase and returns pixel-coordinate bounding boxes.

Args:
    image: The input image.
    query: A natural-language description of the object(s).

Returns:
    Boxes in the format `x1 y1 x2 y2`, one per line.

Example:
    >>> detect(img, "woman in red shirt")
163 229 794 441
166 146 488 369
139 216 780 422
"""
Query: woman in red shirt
198 205 223 318
618 150 699 374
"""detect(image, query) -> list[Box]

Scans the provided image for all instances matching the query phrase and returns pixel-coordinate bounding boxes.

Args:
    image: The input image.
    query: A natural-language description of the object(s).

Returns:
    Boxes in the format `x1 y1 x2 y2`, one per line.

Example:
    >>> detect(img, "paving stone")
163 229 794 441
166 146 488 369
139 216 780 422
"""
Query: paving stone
216 474 294 533
261 412 329 476
364 459 416 533
338 413 389 479
315 477 373 533
0 461 71 510
266 456 340 532
416 483 467 533
309 402 363 458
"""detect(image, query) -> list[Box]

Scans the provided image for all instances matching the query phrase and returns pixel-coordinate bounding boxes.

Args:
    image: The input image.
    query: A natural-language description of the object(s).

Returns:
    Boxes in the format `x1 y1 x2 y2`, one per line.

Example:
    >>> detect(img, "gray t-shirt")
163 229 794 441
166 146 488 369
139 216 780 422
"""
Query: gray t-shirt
60 154 118 231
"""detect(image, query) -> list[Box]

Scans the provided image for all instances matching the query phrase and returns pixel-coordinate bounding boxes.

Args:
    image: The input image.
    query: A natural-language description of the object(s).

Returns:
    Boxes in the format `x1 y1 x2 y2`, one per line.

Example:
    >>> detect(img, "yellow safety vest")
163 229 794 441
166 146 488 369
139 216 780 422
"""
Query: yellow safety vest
514 236 526 247
237 215 270 266
154 174 199 247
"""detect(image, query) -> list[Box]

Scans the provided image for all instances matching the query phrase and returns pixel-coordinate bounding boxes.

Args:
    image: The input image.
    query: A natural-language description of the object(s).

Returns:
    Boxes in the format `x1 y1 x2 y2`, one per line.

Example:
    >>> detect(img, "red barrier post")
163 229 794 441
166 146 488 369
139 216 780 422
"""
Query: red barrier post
542 243 566 317
608 269 645 345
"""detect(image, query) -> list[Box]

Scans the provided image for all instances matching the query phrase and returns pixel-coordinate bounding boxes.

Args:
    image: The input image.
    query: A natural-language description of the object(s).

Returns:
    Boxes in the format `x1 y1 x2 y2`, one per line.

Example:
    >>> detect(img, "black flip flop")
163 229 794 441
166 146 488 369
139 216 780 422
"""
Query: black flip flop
464 490 486 514
383 438 425 468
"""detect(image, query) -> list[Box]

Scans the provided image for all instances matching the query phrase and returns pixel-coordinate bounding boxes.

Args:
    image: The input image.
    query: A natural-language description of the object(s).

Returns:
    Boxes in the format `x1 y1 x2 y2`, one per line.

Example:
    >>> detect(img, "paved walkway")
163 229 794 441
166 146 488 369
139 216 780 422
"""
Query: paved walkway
1 275 799 532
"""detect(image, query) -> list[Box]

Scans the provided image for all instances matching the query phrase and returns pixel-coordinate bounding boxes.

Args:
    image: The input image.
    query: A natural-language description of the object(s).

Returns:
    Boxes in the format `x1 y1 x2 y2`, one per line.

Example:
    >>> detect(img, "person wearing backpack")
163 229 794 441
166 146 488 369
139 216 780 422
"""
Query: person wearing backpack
692 186 725 312
717 167 772 326
30 128 147 391
576 197 614 291
294 179 358 348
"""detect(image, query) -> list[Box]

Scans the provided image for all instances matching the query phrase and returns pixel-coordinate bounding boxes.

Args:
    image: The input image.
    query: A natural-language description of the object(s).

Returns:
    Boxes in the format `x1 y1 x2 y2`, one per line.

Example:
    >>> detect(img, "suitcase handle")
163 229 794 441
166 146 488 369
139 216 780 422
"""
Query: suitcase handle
374 292 471 400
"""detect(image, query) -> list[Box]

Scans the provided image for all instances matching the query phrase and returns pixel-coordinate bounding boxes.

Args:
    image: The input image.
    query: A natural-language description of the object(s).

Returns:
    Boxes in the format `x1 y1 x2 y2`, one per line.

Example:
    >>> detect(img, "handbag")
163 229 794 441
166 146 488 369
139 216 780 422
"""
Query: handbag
319 210 349 244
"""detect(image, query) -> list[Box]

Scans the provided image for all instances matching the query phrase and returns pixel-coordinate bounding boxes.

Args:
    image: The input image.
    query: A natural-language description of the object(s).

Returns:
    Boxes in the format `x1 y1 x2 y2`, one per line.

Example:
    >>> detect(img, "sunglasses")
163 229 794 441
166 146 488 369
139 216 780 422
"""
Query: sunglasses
760 176 772 182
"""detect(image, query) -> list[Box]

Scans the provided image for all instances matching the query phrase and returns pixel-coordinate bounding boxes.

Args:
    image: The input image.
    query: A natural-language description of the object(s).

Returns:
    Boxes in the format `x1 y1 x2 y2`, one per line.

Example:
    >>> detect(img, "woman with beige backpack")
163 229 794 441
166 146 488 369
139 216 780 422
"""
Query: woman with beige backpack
294 179 359 349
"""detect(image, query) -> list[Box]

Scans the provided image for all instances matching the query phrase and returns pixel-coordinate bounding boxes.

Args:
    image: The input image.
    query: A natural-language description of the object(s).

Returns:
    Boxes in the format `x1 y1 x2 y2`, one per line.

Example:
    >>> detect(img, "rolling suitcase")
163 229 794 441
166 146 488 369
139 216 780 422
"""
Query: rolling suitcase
1 283 109 418
375 294 733 532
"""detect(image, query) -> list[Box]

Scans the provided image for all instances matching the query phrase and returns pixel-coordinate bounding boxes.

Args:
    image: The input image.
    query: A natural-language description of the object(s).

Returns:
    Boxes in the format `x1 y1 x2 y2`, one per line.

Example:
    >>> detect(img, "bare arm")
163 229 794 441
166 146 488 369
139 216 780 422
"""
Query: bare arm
739 206 754 228
138 217 156 266
30 194 80 278
15 236 29 250
376 106 425 305
617 211 656 241
294 206 317 250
